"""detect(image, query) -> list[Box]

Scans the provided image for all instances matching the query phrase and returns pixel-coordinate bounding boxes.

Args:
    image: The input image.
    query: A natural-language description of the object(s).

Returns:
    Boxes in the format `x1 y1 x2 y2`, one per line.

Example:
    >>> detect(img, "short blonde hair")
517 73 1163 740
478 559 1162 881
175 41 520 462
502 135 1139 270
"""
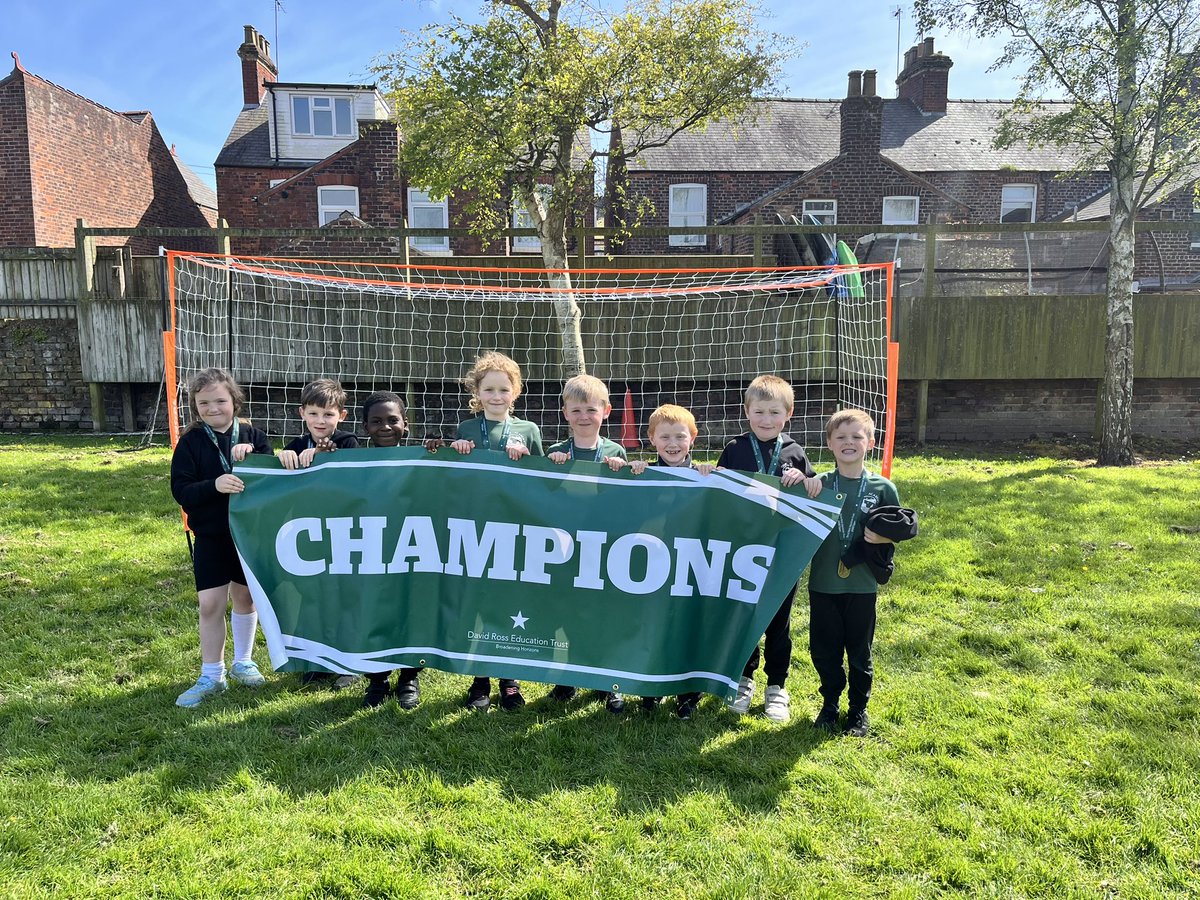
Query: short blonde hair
745 374 794 410
648 403 698 439
825 407 876 438
562 374 610 406
463 351 523 414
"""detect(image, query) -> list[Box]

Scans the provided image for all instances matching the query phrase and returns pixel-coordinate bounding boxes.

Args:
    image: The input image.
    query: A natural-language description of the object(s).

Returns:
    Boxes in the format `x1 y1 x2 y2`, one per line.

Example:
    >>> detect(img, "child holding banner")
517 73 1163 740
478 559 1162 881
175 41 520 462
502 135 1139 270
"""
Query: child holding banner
546 374 629 713
448 352 544 711
280 378 362 691
170 367 274 708
801 409 903 738
628 404 715 719
357 391 427 709
716 375 816 723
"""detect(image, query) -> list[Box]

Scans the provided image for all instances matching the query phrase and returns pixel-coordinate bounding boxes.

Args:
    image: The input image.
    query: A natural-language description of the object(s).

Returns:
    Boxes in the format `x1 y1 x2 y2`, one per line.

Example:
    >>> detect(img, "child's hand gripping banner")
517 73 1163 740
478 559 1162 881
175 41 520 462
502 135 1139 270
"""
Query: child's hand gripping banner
230 449 840 700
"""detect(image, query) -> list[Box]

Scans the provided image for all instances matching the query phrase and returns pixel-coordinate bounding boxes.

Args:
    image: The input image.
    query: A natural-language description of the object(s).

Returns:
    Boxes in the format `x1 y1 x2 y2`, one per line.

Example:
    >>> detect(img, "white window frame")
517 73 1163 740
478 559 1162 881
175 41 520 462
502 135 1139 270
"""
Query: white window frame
1001 184 1037 223
882 196 920 226
669 183 707 247
407 189 450 252
317 186 360 226
513 186 551 253
802 199 837 226
291 95 354 138
1191 199 1200 250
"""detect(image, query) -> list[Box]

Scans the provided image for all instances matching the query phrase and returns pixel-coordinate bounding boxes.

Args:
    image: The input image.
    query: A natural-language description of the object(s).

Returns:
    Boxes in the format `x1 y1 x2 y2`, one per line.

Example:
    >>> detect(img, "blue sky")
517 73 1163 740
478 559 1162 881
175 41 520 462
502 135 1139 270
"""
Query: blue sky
6 1 1020 191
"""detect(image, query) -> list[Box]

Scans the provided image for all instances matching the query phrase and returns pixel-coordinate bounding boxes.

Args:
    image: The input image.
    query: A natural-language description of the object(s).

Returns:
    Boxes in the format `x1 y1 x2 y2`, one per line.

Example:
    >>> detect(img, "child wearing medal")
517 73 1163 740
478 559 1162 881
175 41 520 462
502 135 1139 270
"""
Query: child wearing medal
545 374 629 712
715 375 816 723
169 367 275 707
447 351 544 710
800 408 900 738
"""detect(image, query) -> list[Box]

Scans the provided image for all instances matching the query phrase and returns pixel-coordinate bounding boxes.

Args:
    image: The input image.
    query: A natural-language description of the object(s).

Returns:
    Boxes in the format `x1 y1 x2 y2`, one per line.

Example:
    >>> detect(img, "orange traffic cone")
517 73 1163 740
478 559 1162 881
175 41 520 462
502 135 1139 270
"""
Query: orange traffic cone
620 388 640 450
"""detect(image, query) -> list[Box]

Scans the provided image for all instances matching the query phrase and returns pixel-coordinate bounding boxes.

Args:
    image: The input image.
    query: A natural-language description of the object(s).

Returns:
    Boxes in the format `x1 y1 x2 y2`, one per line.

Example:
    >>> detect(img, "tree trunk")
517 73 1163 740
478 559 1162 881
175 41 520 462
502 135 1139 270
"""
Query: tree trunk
1098 0 1136 467
536 200 587 377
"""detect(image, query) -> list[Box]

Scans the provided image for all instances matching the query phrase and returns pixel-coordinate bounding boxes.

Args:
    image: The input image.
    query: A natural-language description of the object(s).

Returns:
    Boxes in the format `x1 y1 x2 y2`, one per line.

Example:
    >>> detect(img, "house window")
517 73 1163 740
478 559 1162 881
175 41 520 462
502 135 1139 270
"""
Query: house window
882 196 919 225
1191 200 1200 249
1001 184 1037 223
317 186 359 225
803 199 837 225
513 186 551 252
408 189 449 252
292 95 354 138
669 184 707 246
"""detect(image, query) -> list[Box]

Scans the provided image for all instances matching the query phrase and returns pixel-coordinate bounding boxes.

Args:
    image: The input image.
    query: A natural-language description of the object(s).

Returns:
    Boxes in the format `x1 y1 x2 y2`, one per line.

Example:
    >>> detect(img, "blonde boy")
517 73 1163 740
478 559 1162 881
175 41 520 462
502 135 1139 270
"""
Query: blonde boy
715 375 816 722
801 409 900 738
546 375 628 472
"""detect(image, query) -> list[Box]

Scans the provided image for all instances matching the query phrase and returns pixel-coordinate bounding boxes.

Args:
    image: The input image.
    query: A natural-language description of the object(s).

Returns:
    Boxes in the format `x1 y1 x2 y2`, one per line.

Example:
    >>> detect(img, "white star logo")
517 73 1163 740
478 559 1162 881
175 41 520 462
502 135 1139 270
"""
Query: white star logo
510 611 529 629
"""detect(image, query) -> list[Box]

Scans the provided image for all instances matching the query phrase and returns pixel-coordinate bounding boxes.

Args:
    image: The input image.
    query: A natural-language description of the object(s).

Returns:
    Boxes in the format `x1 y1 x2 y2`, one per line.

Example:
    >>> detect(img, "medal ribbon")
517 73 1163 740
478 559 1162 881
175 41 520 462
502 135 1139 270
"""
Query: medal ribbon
568 440 604 462
479 415 512 451
833 471 867 551
750 435 784 475
202 419 240 474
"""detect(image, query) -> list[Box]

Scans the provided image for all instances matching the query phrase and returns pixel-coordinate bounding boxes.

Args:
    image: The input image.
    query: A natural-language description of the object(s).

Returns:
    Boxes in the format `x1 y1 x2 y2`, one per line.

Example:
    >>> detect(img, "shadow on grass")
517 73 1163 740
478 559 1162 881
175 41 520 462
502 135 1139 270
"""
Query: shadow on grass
0 675 837 816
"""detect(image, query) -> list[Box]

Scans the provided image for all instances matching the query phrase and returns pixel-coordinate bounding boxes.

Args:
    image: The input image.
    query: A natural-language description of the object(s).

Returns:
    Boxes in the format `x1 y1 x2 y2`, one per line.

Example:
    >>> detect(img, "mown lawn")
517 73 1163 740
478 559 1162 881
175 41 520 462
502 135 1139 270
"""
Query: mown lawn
0 436 1197 898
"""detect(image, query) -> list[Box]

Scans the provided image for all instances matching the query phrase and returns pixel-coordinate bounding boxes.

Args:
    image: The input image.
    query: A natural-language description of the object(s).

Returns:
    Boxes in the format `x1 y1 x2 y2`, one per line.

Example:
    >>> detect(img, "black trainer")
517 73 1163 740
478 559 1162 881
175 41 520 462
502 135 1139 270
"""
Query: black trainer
641 696 662 711
499 679 525 710
813 703 840 731
465 676 491 711
676 692 701 720
604 691 626 714
395 674 420 710
550 684 577 702
845 707 870 738
363 674 390 708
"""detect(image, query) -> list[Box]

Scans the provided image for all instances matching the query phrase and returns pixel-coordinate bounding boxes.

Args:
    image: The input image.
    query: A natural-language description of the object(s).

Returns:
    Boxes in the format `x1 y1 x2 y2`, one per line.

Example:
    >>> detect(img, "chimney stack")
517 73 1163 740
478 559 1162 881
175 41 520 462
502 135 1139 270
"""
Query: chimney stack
238 25 278 107
896 36 953 114
841 68 883 158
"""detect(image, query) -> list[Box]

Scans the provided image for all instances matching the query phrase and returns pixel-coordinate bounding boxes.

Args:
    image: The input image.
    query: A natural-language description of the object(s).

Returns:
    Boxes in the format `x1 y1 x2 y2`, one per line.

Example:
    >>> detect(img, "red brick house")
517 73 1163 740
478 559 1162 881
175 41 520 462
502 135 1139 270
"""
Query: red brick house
617 38 1189 274
0 53 217 252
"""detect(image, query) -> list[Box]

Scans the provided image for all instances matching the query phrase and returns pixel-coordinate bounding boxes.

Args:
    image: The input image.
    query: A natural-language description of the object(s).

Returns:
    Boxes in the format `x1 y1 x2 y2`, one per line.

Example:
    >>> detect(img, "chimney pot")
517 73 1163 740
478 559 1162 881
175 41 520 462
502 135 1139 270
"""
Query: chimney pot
847 70 863 98
862 69 877 97
923 37 935 57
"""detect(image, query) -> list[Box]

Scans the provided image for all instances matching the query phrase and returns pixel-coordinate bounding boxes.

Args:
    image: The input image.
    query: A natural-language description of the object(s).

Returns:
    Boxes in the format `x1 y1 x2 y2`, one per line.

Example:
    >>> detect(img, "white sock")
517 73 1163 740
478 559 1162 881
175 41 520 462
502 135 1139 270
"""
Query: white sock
230 611 258 663
202 661 226 682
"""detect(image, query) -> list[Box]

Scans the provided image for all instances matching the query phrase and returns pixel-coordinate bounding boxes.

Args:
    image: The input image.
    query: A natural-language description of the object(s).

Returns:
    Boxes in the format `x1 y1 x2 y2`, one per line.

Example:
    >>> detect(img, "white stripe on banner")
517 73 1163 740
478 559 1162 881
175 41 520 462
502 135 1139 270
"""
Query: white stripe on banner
237 457 838 529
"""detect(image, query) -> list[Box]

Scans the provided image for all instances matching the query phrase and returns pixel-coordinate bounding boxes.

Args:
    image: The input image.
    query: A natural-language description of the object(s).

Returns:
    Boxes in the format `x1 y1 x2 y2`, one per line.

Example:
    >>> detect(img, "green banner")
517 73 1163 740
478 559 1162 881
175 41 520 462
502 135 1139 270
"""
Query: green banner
230 448 839 700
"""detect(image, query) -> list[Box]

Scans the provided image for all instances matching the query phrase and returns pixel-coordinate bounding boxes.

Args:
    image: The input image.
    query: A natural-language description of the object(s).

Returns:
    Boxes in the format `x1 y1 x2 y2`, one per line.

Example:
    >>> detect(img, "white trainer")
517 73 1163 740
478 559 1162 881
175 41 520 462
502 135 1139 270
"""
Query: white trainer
727 676 755 714
763 685 791 723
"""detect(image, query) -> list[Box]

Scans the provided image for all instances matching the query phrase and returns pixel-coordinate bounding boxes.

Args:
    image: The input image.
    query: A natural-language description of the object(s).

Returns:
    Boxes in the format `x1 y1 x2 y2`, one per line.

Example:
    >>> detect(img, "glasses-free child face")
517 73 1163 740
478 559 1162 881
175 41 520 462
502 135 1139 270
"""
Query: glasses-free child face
650 421 695 467
477 370 518 421
563 397 612 445
194 384 236 432
827 422 876 470
746 399 792 443
365 401 408 447
300 403 347 439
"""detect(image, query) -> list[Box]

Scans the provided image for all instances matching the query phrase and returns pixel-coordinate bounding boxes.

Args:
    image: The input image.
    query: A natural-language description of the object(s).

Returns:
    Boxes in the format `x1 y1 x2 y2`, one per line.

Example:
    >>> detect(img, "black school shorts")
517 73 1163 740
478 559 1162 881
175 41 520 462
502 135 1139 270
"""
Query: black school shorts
191 532 248 591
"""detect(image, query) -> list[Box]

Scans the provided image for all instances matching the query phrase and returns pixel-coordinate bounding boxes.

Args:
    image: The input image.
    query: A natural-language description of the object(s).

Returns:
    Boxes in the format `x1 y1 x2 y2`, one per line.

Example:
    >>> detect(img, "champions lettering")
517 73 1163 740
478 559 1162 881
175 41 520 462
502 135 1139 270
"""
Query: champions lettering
275 516 775 604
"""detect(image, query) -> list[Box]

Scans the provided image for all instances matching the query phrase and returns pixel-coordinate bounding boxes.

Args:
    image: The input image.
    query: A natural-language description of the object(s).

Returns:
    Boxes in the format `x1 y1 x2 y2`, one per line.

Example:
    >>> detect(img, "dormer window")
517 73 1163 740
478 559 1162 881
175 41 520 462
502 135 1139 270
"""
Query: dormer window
292 95 353 137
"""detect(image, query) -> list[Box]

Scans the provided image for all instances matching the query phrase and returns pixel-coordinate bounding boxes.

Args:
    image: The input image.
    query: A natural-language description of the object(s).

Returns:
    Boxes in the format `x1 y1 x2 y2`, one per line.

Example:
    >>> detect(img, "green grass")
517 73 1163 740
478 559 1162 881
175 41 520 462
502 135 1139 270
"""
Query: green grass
1 436 1198 898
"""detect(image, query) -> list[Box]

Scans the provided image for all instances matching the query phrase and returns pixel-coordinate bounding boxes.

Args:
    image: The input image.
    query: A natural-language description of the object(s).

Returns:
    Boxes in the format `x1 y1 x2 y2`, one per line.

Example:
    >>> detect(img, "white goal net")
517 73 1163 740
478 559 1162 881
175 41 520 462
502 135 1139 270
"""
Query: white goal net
165 253 896 473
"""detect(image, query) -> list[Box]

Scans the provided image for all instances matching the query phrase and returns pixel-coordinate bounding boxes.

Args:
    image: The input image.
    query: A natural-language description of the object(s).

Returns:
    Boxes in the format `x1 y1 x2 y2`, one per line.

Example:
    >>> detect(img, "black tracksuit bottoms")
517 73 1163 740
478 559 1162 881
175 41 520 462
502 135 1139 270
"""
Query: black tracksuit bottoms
742 583 797 686
808 589 877 711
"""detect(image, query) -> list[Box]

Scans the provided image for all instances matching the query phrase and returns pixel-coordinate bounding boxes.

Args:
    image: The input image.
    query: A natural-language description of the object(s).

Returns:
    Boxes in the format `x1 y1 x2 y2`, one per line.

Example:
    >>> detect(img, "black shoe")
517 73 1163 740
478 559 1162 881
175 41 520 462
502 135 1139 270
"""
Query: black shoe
641 696 661 711
363 674 390 708
465 677 491 711
676 692 700 720
550 684 577 702
813 703 840 731
845 707 869 738
499 679 525 710
604 691 626 714
395 674 420 710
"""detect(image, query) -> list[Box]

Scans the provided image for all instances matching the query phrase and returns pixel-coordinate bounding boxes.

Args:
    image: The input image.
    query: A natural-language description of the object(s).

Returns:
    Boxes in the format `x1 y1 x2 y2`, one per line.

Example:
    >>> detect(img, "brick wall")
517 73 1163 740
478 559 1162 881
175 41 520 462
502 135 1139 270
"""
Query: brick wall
895 378 1200 441
0 316 159 431
3 69 213 252
0 72 37 246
